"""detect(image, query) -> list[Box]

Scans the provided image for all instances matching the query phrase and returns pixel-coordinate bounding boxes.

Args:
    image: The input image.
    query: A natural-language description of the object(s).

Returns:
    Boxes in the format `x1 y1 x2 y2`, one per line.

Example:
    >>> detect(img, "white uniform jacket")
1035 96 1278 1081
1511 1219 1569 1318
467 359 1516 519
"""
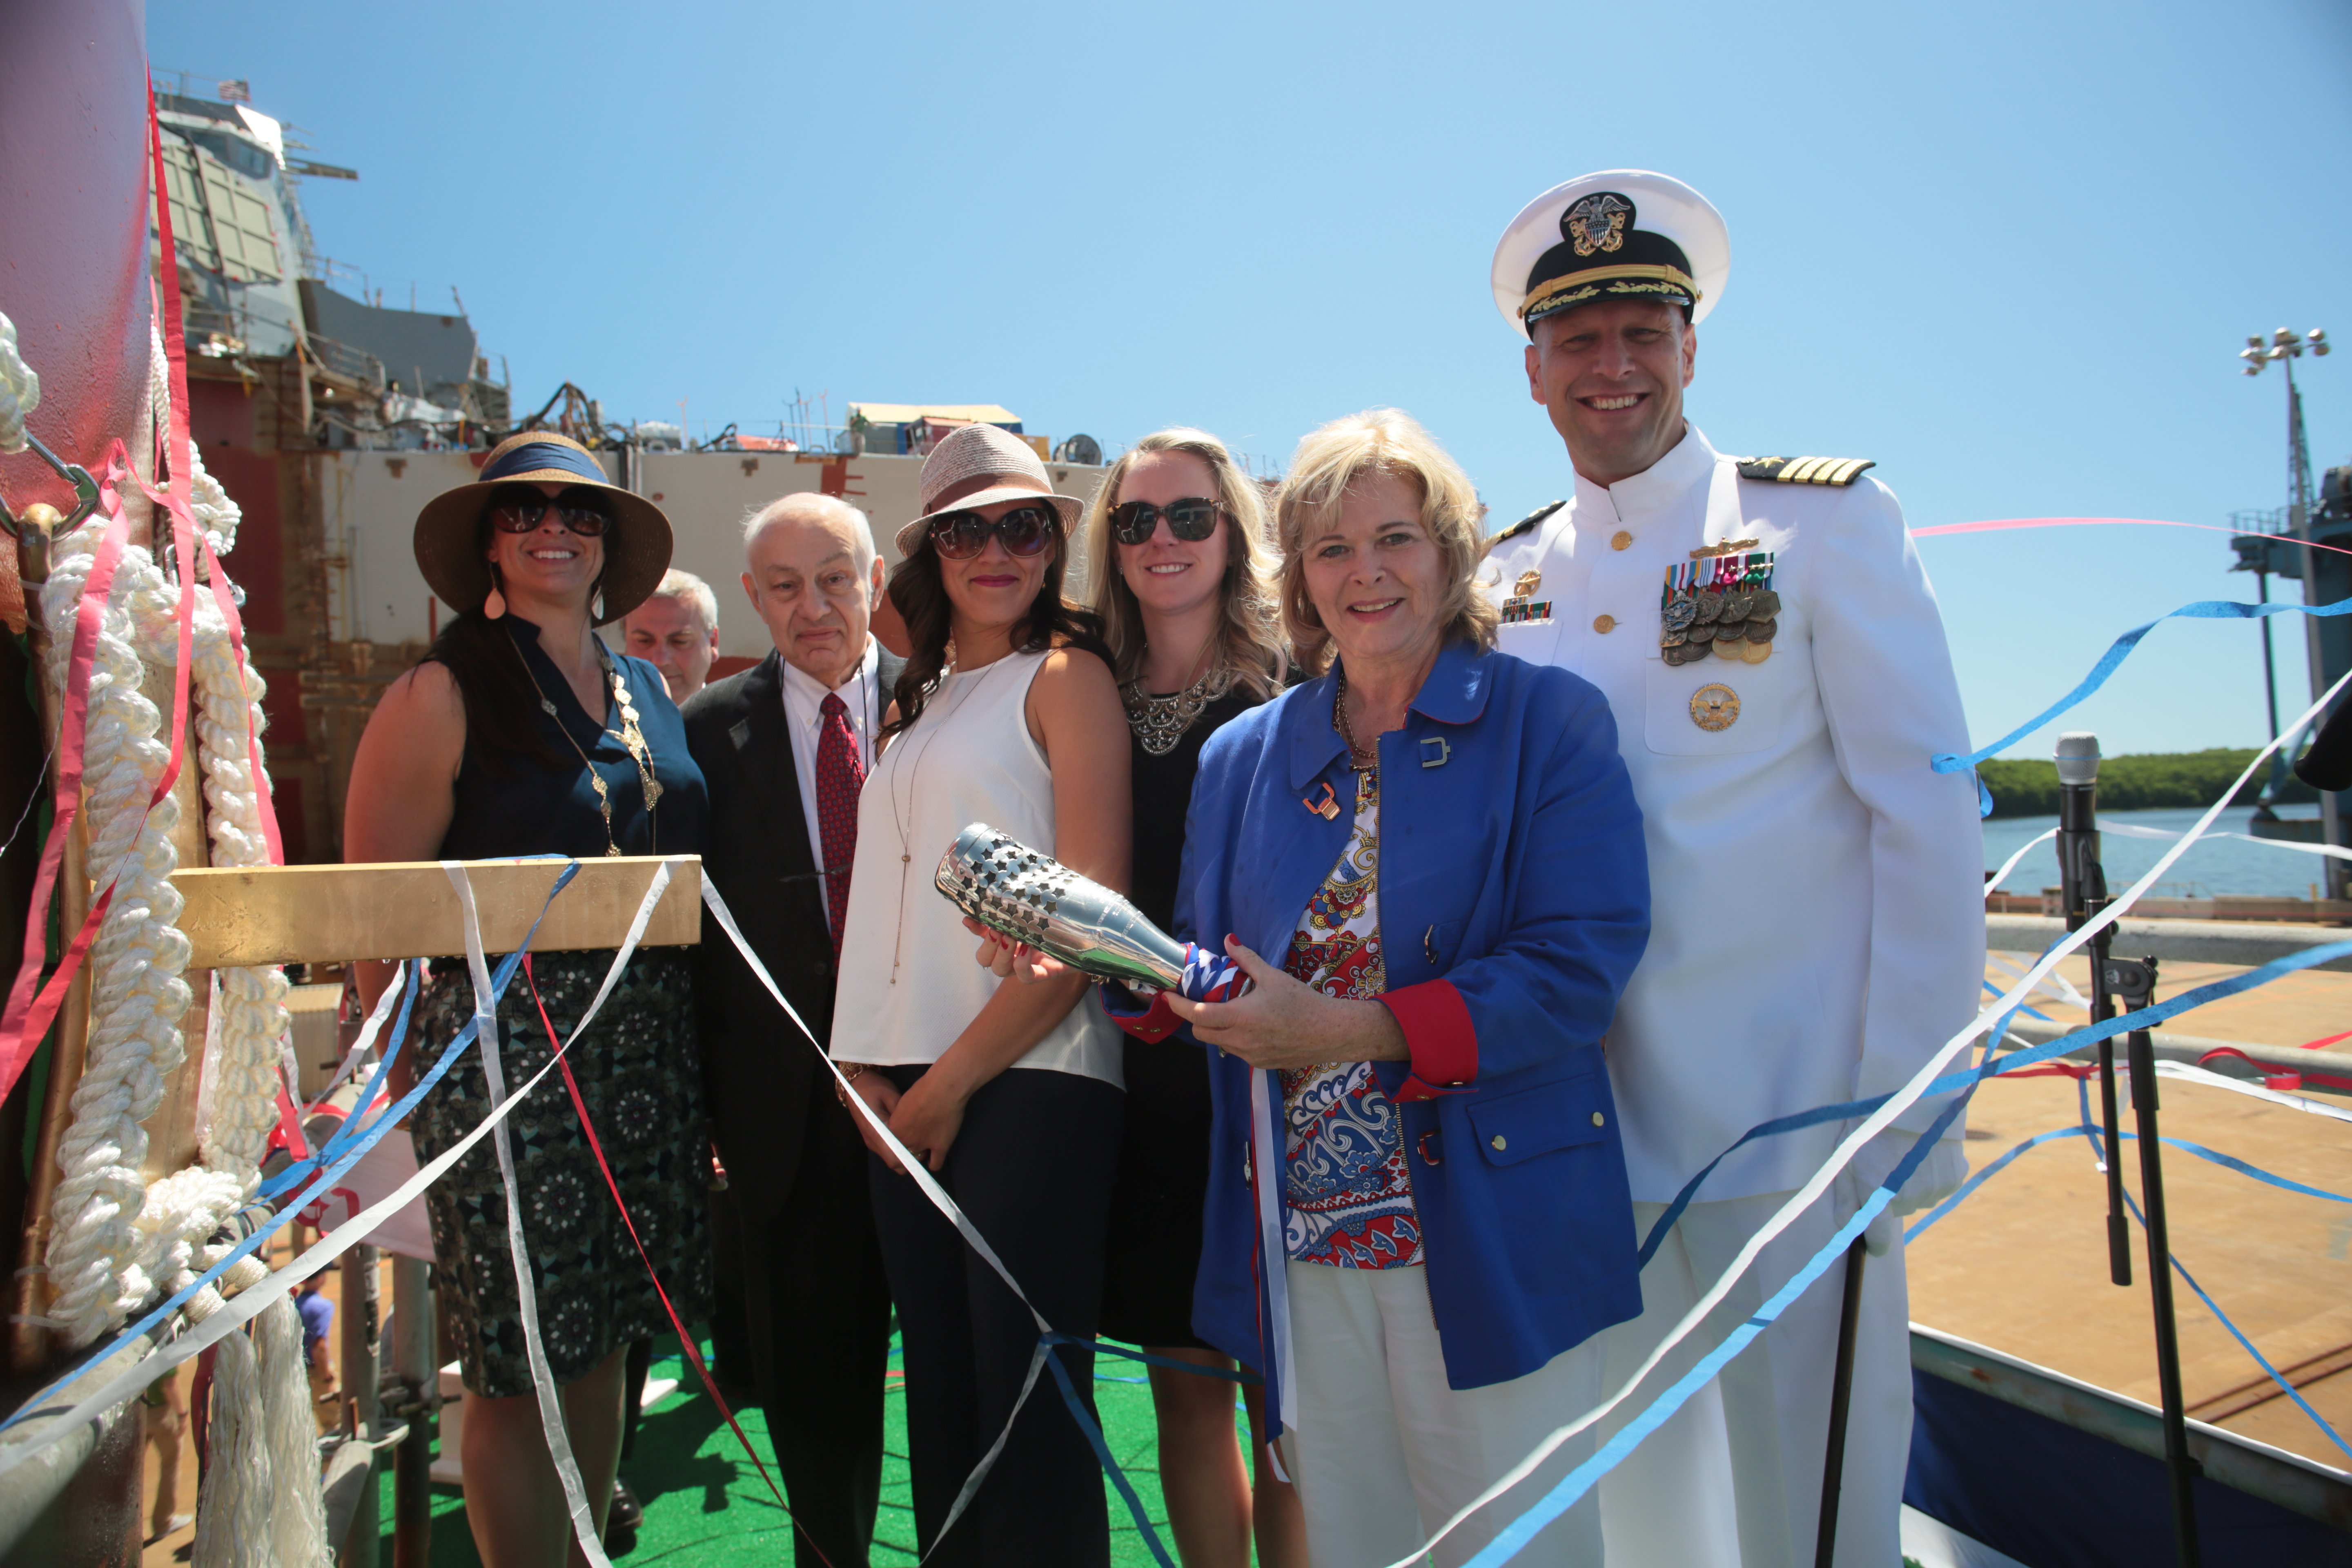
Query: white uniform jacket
1483 426 1985 1201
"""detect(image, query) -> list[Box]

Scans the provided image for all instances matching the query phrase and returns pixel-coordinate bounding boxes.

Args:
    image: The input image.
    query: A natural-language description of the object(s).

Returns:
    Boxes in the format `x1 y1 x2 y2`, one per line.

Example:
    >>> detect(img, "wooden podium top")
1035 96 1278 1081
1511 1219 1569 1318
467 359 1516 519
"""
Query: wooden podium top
169 855 703 969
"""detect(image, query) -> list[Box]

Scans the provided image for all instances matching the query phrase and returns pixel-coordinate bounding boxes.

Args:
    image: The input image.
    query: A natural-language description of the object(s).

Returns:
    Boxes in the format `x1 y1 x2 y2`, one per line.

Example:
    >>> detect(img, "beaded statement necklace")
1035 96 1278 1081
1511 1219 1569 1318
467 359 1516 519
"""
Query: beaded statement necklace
510 629 662 856
1121 664 1236 757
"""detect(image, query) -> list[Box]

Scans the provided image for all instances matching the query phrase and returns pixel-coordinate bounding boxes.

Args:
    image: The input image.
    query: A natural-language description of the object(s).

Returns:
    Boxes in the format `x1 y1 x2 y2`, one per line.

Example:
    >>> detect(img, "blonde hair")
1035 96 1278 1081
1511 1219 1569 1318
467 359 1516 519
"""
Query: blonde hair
1078 428 1286 698
1272 409 1497 674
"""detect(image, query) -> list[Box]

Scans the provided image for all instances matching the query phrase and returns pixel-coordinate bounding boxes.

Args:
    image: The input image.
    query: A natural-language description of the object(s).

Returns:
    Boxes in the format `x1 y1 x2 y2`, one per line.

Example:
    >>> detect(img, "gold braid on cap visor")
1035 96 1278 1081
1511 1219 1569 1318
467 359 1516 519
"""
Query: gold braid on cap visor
1520 264 1702 323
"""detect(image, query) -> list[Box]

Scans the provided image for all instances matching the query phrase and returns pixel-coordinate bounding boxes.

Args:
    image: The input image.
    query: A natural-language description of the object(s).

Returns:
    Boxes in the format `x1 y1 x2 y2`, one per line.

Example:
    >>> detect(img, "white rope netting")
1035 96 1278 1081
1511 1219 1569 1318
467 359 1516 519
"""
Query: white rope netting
30 312 326 1563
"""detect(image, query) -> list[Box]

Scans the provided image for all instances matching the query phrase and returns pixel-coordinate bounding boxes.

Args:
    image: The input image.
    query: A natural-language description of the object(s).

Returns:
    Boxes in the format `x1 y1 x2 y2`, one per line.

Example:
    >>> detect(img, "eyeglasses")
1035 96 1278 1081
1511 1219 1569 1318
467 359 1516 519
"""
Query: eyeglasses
928 506 1057 560
1109 497 1223 546
486 486 612 537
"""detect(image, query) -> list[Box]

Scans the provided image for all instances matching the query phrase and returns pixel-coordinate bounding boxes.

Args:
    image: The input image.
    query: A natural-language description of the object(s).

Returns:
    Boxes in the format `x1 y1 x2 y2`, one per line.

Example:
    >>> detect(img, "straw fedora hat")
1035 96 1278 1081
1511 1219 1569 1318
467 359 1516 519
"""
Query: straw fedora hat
894 423 1086 557
412 431 673 626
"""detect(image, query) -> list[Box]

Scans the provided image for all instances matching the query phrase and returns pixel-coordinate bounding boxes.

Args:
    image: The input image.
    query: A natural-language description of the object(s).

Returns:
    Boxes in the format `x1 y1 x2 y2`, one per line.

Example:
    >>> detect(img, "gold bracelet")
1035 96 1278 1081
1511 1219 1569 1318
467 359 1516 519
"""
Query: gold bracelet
833 1061 867 1107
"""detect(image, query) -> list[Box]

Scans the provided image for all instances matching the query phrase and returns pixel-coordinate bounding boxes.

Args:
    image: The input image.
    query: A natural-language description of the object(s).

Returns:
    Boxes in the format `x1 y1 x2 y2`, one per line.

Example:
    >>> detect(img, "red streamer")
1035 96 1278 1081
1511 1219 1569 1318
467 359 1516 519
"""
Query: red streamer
519 958 830 1568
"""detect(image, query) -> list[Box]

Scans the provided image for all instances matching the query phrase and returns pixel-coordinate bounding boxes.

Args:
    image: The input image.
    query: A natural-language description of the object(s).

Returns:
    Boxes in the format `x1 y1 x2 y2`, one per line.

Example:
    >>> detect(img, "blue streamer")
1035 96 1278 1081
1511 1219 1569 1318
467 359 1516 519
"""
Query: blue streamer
1903 1117 2352 1463
1929 595 2352 815
0 862 581 1436
1042 1335 1177 1568
1984 978 2049 1022
1639 933 2352 1267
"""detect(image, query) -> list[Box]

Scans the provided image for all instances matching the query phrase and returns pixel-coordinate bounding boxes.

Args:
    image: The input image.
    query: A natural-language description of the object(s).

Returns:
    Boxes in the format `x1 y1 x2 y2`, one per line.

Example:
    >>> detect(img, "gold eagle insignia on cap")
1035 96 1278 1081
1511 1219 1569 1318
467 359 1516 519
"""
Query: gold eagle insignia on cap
1736 456 1876 487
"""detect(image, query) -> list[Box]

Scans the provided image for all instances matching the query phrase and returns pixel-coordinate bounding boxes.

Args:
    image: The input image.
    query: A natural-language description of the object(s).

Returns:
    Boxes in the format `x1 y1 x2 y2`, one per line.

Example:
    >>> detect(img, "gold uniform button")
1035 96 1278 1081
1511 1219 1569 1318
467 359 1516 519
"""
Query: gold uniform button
1490 1134 1508 1152
1592 614 1616 634
1591 1111 1606 1127
1610 530 1633 551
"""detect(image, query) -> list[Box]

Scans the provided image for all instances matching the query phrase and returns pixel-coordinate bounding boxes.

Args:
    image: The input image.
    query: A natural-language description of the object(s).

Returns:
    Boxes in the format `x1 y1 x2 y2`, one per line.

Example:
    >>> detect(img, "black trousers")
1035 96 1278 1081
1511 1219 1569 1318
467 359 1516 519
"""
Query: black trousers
744 1085 895 1568
869 1064 1123 1568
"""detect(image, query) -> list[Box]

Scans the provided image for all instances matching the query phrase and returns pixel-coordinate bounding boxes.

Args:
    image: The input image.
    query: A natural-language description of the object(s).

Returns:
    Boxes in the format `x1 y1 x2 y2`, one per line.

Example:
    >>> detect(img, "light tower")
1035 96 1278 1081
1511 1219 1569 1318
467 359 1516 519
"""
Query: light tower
2241 327 2340 897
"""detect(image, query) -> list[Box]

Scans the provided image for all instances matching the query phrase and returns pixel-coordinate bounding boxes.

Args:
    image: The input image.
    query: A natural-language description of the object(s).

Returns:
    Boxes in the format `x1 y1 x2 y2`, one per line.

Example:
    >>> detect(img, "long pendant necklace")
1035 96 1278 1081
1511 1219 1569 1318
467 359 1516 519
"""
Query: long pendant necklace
1333 665 1379 772
884 652 1012 984
513 630 662 855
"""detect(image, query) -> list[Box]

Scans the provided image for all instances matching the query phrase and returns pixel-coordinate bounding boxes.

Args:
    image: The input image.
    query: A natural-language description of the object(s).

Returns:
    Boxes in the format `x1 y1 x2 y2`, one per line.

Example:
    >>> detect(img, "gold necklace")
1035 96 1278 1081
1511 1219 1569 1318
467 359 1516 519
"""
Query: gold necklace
884 651 1013 984
1333 664 1378 771
512 630 662 855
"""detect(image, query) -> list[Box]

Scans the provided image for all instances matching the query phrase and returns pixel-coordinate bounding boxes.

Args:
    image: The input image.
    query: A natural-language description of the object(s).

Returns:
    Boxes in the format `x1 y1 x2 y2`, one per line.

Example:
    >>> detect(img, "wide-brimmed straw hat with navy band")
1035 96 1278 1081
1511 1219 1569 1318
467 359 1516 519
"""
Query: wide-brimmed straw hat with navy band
412 431 675 626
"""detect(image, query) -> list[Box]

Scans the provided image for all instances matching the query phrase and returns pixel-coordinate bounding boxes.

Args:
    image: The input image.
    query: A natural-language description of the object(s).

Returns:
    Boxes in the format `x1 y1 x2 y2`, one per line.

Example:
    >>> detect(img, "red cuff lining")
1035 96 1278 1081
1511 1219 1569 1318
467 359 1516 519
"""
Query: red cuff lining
1106 988 1182 1043
1381 979 1477 1102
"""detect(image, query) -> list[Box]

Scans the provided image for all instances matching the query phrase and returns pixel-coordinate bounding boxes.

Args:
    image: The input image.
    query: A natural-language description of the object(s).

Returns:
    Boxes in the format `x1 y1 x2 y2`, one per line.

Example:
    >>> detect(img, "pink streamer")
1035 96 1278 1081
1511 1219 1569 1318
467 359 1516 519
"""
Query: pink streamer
1912 516 2352 560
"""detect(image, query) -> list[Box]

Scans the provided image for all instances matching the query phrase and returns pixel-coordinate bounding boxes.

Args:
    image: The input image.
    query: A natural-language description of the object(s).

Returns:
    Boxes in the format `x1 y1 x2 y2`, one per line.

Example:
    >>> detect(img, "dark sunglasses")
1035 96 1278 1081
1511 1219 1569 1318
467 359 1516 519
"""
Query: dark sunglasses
928 505 1058 561
1110 497 1223 546
486 485 612 537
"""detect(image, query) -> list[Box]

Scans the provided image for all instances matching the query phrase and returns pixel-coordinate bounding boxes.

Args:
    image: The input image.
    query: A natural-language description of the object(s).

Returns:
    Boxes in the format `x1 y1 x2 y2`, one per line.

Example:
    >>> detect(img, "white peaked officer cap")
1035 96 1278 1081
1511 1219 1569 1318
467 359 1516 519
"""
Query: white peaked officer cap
1491 170 1730 336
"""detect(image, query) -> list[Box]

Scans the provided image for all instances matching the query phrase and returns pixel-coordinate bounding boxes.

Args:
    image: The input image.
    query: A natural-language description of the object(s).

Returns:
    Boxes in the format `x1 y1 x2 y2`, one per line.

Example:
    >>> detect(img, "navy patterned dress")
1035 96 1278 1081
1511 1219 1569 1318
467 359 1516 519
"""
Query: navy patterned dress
407 615 713 1398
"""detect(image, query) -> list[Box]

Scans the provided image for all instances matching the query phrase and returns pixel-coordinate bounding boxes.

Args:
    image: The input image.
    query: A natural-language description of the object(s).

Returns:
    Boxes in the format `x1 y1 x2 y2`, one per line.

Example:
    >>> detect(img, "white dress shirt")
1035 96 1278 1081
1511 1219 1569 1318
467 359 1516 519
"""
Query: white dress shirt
780 637 883 914
1482 425 1985 1201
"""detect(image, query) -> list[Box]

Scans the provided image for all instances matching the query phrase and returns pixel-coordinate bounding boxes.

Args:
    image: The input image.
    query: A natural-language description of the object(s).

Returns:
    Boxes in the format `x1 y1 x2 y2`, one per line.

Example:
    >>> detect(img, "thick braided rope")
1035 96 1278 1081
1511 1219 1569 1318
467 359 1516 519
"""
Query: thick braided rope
143 312 240 557
37 530 193 1345
0 310 36 454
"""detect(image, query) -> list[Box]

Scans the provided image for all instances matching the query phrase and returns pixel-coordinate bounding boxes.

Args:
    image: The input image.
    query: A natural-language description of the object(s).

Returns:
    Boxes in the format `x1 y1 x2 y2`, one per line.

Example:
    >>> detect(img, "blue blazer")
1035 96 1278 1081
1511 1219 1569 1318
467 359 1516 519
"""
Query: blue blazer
1169 641 1650 1412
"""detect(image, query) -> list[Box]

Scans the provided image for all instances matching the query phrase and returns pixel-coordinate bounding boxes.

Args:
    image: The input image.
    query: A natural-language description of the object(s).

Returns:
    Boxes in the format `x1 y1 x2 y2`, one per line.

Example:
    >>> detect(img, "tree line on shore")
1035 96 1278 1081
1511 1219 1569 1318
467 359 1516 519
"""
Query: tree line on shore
1978 748 2319 818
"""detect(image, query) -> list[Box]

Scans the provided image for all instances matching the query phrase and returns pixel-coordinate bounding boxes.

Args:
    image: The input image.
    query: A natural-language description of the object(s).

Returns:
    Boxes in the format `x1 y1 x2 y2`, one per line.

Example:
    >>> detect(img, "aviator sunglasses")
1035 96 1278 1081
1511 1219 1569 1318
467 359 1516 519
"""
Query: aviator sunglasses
927 505 1058 560
486 485 613 537
1110 497 1223 546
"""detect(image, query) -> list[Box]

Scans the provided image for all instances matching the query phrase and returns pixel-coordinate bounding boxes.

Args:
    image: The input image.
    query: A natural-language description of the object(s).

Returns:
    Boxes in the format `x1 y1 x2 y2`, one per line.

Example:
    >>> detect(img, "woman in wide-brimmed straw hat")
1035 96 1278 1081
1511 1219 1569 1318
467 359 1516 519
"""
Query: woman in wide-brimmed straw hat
830 422 1133 1565
343 430 713 1562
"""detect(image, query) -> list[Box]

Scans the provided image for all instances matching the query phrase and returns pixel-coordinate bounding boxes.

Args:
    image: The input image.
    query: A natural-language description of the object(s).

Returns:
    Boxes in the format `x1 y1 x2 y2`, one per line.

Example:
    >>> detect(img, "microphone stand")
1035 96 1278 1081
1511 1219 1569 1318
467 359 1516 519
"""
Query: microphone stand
2103 951 2202 1566
2056 735 2200 1563
2054 734 2131 1285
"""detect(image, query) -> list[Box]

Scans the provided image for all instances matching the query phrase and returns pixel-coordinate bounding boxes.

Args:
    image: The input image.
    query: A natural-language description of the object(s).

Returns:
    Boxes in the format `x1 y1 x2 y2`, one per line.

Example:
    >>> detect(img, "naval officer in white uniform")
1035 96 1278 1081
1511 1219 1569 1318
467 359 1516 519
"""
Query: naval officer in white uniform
1480 172 1985 1568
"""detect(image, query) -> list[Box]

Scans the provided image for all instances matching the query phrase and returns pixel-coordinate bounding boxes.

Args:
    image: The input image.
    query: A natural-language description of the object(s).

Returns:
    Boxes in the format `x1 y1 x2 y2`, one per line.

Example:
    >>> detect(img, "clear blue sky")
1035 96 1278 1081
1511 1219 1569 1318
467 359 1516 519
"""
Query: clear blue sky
152 0 2352 759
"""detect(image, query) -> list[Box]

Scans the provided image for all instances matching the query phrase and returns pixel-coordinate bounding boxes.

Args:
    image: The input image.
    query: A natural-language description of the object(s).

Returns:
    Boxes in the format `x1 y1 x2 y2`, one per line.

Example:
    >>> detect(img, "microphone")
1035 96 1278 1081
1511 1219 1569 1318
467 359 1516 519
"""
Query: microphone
2053 733 2105 927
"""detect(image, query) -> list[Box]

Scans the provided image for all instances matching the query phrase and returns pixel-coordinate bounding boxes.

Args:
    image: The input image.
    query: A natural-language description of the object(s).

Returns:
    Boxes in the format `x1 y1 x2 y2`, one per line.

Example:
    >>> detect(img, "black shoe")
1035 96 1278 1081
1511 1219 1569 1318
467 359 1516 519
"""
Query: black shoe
610 1478 645 1533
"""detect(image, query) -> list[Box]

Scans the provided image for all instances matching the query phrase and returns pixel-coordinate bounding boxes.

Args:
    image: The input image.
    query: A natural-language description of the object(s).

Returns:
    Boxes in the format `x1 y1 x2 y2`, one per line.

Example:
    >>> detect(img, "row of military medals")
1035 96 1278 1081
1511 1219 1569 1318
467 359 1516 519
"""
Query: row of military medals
1660 542 1779 666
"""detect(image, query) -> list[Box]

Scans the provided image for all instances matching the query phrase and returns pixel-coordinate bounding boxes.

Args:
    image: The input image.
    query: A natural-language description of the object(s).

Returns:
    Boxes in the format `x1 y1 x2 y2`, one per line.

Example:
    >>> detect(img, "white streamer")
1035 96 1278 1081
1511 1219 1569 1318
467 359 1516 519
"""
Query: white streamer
305 960 408 1116
446 860 677 1568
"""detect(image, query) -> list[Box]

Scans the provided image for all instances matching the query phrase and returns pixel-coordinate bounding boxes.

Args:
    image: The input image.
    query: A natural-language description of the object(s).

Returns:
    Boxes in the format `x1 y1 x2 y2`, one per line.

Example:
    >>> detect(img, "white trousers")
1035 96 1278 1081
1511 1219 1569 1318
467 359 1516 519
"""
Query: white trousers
1599 1194 1911 1568
1282 1261 1604 1568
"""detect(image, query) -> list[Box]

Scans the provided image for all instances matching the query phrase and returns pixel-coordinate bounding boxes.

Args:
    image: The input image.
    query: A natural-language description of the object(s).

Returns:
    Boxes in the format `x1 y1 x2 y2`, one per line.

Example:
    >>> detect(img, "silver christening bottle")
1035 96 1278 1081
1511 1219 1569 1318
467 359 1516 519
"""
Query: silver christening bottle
934 823 1189 991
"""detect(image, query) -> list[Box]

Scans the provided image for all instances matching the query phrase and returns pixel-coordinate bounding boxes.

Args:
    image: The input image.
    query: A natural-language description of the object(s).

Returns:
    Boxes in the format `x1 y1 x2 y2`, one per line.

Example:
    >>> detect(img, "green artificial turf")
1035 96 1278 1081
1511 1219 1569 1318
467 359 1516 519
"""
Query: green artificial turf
379 1332 1198 1566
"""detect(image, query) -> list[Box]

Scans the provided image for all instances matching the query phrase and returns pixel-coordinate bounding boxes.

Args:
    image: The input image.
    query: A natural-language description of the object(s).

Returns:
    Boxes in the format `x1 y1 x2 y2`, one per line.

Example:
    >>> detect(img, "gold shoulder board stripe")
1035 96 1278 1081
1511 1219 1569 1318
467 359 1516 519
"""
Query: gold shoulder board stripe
1735 456 1876 487
1485 499 1565 554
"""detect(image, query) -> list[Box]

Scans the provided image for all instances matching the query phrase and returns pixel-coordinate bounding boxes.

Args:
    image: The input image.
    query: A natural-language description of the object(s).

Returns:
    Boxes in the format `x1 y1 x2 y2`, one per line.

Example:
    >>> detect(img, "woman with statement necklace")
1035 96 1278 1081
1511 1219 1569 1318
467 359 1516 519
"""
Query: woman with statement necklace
1069 428 1304 1568
829 424 1132 1567
344 432 710 1566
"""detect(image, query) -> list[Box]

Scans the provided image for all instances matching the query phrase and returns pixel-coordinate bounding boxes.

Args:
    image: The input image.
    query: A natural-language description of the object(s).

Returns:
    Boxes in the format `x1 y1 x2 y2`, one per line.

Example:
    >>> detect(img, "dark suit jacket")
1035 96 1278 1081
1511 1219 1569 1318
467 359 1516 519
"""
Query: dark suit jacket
682 646 903 1225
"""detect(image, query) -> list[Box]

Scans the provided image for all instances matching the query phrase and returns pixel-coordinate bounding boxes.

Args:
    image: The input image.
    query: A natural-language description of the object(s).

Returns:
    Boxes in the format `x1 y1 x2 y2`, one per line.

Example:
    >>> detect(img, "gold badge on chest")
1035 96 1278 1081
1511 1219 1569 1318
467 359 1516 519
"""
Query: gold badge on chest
1690 683 1741 732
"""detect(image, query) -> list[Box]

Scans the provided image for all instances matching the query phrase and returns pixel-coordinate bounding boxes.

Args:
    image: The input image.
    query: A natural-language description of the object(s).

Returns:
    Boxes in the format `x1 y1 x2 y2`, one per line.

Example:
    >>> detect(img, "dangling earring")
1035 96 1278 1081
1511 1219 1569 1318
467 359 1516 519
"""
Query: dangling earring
593 588 606 622
483 565 507 620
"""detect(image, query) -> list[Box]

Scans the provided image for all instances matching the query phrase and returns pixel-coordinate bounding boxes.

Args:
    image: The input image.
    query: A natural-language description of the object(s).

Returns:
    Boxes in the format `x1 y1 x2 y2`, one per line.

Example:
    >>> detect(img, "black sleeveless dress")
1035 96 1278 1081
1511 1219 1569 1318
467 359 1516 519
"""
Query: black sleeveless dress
1100 683 1263 1350
407 617 714 1398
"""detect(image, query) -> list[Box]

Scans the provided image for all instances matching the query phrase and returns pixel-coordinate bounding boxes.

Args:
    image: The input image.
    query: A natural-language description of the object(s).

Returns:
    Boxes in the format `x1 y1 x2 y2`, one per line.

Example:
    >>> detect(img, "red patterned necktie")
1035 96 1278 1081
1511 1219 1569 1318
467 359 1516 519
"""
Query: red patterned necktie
815 691 865 955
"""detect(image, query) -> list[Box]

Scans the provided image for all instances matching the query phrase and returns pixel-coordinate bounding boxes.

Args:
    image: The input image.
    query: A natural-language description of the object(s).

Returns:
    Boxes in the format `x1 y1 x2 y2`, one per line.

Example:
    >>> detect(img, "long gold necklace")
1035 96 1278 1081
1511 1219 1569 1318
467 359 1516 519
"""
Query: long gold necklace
1333 664 1379 771
512 630 662 855
884 650 1013 984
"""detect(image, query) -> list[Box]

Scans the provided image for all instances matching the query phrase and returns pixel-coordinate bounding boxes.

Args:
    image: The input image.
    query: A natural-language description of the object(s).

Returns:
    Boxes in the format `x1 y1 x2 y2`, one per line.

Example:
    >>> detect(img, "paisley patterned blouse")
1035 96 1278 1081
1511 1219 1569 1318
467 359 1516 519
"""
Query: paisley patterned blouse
1279 768 1422 1268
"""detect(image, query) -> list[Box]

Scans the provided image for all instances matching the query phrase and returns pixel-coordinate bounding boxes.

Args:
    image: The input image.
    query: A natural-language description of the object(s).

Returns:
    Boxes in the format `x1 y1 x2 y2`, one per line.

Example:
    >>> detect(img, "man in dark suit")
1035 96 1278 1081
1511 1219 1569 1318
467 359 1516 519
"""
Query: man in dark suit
682 492 900 1568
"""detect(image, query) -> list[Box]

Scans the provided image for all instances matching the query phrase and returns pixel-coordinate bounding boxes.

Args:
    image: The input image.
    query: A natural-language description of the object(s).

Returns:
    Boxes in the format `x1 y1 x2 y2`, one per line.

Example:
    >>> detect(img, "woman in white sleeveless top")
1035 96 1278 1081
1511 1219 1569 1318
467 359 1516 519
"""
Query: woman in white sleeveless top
833 425 1130 1568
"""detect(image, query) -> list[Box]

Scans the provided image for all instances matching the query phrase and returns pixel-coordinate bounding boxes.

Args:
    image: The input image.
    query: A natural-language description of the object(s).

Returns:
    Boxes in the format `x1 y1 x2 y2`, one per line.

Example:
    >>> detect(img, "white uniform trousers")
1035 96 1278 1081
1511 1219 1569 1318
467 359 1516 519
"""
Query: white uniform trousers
1599 1194 1911 1568
1282 1260 1604 1568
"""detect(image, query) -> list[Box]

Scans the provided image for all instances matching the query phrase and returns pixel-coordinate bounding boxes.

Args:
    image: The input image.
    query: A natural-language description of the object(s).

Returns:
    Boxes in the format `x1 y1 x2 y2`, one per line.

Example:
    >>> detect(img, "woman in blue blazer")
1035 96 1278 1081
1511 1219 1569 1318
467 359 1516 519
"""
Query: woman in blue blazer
1154 411 1650 1567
